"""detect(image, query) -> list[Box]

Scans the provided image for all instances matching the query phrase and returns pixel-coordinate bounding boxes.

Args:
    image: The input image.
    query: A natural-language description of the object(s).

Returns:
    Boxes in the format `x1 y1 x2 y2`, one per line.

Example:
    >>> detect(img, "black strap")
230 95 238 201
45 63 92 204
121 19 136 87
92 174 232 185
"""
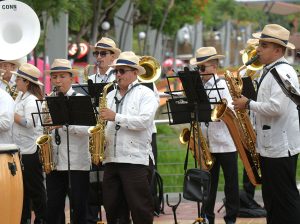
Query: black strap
114 83 140 131
257 61 289 91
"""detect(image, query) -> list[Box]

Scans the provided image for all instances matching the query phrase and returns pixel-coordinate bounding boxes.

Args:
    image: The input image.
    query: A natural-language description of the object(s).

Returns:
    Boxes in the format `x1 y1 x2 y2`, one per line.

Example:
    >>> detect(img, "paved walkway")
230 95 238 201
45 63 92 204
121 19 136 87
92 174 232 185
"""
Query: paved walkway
33 191 267 223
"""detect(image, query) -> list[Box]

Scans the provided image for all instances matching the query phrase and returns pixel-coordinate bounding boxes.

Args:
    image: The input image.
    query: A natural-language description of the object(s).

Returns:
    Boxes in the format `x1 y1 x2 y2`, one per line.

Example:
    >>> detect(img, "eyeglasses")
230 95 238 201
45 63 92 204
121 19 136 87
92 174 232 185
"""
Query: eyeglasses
115 68 135 75
92 51 112 58
197 64 214 72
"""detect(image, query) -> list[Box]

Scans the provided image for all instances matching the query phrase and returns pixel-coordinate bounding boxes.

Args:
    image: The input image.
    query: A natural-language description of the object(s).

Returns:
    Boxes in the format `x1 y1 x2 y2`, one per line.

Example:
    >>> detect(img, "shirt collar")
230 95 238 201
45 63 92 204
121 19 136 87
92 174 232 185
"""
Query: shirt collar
264 56 287 70
65 87 75 96
205 74 219 87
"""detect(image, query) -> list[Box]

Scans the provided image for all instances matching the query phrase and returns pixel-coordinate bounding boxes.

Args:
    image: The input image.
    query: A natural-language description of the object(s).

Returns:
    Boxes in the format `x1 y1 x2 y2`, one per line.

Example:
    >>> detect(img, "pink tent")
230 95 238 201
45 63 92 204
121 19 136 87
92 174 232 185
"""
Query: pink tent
28 58 51 94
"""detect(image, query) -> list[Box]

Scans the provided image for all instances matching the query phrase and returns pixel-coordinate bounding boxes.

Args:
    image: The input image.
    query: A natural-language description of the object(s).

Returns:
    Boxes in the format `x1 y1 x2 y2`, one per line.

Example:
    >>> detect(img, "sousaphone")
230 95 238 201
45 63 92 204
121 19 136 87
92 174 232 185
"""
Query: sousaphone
0 0 40 60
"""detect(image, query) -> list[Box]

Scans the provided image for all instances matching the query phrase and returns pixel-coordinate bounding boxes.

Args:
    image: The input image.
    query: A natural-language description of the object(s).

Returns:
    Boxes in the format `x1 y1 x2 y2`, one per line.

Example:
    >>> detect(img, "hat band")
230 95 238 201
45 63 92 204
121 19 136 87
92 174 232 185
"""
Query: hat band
260 34 288 44
50 66 72 71
196 54 216 62
96 43 112 48
116 59 137 65
17 70 38 81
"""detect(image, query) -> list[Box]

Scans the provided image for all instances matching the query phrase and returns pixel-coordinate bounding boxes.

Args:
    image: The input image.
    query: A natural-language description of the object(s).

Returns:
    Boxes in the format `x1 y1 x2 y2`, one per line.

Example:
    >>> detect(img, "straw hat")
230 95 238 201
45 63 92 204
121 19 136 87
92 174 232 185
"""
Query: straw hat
190 47 225 65
252 24 295 49
90 37 121 57
11 63 43 86
45 59 79 76
0 56 27 67
109 51 146 75
239 38 259 55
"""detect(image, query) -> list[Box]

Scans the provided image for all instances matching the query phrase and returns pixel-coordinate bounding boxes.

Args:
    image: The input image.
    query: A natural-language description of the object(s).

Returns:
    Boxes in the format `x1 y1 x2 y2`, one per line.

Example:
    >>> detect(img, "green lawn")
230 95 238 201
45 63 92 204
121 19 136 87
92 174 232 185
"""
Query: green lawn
156 124 300 193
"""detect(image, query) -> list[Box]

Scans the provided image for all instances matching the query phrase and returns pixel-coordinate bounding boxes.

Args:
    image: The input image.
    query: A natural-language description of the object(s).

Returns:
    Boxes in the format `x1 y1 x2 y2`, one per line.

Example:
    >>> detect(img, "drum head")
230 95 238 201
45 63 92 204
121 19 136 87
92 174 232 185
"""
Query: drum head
0 144 19 153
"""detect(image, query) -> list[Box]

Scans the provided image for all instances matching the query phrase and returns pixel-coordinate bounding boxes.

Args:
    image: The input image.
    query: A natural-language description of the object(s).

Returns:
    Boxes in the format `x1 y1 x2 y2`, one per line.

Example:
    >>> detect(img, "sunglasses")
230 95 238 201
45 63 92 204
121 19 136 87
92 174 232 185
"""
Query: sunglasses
92 51 112 57
115 68 135 75
197 64 214 72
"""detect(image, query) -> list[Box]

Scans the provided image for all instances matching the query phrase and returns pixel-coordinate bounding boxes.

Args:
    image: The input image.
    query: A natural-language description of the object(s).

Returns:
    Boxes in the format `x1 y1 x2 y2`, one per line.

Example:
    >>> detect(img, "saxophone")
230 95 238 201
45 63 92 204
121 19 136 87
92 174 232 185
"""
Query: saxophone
36 88 57 174
212 70 261 185
180 122 215 170
0 70 18 100
88 81 115 165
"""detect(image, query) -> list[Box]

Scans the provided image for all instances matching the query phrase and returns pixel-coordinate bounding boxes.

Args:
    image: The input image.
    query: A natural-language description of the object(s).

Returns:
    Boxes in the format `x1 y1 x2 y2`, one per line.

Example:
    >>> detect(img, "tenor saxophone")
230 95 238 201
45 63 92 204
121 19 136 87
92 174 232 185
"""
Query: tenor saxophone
88 81 115 165
212 70 261 185
179 122 215 170
36 88 57 174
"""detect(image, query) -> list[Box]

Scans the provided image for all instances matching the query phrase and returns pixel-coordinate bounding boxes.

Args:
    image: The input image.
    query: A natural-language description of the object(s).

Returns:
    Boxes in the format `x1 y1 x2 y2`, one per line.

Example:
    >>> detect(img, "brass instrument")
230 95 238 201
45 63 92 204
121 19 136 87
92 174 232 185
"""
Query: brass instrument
36 88 57 174
212 70 262 186
179 122 214 170
0 69 19 100
139 56 161 83
88 81 115 165
239 45 263 80
83 64 97 82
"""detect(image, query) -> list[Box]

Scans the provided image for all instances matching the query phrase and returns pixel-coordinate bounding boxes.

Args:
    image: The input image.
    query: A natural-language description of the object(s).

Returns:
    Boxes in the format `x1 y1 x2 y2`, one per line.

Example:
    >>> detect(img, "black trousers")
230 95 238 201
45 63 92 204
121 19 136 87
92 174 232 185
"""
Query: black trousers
46 170 89 224
21 150 47 224
242 168 255 199
205 151 239 224
261 154 300 224
103 163 154 224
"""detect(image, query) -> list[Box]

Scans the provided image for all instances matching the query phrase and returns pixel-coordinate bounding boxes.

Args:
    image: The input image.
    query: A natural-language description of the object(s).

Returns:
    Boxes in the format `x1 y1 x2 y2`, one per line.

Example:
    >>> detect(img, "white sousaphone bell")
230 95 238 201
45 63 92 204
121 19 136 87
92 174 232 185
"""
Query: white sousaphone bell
0 0 40 60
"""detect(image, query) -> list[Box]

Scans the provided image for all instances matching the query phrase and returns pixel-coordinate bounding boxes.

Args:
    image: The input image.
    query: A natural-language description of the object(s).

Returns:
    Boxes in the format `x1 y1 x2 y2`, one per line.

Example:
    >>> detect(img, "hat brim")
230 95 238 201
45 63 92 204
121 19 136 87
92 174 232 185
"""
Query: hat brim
89 45 121 58
109 63 146 76
12 71 44 86
0 60 21 67
189 55 225 66
252 32 295 49
44 69 79 76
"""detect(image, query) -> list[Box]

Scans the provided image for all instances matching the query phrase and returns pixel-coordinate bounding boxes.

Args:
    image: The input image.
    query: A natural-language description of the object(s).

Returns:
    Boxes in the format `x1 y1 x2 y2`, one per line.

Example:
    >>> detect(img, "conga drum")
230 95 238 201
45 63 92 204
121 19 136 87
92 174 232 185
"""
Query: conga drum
0 144 23 224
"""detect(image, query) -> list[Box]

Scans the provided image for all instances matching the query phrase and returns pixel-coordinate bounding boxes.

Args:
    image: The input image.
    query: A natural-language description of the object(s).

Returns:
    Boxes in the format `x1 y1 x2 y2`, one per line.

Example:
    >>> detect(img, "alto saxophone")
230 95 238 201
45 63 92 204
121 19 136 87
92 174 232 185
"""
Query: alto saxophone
212 71 261 185
36 87 57 174
88 81 115 165
180 122 215 170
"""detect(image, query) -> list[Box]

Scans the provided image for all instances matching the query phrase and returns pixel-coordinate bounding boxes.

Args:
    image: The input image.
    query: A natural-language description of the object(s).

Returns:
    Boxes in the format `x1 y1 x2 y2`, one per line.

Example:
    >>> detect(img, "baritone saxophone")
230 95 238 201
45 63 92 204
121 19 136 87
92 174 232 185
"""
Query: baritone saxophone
36 87 57 174
88 81 115 165
180 122 214 170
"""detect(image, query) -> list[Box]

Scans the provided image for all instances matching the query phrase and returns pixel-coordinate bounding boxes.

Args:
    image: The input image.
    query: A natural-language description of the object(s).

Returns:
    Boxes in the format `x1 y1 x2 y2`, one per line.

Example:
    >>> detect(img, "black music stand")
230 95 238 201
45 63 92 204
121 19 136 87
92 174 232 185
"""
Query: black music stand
165 67 224 224
46 94 96 224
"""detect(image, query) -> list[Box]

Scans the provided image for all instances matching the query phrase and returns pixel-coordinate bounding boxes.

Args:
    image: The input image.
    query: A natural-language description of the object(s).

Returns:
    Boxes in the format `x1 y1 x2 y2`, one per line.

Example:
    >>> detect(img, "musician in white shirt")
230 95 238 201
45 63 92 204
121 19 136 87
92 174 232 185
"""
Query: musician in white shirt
0 87 14 143
233 24 300 224
11 63 46 224
100 51 159 224
45 59 90 224
88 37 120 83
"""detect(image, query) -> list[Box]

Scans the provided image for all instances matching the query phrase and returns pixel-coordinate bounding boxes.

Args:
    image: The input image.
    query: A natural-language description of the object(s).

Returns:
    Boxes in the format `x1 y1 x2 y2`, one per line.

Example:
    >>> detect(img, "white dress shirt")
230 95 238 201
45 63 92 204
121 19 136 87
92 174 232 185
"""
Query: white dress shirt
51 87 91 170
0 88 15 144
200 74 236 153
104 80 159 165
12 92 42 154
249 57 300 158
88 67 116 83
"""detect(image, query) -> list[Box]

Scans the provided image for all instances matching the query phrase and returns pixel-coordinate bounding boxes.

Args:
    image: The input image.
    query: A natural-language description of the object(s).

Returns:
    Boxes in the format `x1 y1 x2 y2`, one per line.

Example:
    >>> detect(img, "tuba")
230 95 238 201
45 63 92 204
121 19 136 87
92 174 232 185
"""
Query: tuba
138 56 161 83
180 122 215 170
212 70 262 186
0 69 19 100
36 88 57 174
88 81 115 165
0 1 40 61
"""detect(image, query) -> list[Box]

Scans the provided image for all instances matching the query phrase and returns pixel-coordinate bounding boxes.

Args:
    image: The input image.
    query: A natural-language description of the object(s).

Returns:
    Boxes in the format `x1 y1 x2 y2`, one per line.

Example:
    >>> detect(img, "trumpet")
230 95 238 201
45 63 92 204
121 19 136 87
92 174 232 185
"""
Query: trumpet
83 63 98 82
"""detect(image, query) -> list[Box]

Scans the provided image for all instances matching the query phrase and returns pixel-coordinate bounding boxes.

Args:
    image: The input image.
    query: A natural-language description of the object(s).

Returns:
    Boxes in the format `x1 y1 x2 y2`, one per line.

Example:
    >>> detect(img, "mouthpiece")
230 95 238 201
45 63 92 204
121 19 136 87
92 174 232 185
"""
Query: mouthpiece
245 54 259 66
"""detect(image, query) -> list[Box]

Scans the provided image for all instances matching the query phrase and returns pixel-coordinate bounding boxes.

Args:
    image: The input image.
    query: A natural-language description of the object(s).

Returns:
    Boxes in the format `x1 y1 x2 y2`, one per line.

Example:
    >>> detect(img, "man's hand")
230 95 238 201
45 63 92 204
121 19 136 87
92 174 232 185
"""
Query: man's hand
100 108 116 121
232 95 248 110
